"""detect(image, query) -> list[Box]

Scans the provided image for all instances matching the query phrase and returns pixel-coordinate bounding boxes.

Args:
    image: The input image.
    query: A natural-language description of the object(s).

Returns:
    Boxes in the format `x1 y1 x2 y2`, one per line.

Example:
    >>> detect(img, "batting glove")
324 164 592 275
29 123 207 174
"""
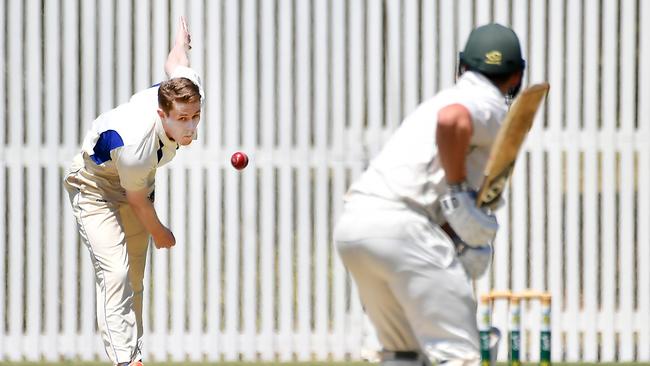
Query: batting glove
457 244 493 279
440 182 499 246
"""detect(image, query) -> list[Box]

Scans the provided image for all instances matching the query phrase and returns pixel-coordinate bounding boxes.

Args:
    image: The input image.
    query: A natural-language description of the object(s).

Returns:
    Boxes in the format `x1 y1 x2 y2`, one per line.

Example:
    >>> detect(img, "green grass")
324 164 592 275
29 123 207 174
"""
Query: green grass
0 362 644 366
0 364 363 366
0 363 366 366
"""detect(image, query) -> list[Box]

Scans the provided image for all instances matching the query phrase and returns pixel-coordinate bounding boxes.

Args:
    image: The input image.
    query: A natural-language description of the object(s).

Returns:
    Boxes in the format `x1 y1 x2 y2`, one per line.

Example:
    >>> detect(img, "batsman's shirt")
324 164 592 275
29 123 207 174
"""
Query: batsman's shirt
70 86 178 203
345 71 508 223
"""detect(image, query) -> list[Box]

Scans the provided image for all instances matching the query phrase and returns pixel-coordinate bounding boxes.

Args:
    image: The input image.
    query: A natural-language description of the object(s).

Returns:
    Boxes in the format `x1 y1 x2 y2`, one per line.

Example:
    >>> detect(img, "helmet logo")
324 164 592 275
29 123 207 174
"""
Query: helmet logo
484 51 502 65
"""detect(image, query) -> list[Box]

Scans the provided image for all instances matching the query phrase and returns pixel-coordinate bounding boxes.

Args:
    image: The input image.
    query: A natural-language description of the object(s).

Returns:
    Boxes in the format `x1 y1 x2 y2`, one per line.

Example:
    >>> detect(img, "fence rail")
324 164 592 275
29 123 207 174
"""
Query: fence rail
1 0 649 363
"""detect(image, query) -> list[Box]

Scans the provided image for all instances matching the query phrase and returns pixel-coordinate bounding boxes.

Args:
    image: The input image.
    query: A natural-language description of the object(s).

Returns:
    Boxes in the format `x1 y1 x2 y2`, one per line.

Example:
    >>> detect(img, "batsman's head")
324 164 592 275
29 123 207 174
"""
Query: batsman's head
157 77 202 146
458 23 526 99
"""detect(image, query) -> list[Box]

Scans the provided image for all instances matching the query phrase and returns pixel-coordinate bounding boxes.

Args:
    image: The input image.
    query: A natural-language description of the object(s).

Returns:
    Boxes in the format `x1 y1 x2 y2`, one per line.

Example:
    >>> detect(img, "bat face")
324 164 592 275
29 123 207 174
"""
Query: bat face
476 82 550 208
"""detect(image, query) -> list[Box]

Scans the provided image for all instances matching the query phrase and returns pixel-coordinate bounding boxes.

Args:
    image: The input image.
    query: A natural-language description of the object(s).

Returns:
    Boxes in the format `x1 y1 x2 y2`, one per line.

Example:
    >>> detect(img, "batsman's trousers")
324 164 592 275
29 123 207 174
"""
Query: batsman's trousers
64 167 148 364
334 196 481 366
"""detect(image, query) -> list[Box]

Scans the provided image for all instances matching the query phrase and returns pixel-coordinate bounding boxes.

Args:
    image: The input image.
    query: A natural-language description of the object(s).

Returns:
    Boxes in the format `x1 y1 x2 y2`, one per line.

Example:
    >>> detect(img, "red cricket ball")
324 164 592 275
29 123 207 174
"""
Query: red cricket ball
230 151 249 170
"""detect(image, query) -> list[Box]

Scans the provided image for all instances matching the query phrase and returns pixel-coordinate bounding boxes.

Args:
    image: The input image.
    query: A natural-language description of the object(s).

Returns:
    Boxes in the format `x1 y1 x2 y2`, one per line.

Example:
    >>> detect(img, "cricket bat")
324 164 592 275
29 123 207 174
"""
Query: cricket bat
476 82 550 208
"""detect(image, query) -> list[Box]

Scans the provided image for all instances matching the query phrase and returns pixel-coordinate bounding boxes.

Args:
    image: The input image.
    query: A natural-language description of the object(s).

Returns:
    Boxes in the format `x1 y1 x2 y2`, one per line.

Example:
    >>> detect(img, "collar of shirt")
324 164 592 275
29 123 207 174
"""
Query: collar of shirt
458 71 506 104
155 117 178 149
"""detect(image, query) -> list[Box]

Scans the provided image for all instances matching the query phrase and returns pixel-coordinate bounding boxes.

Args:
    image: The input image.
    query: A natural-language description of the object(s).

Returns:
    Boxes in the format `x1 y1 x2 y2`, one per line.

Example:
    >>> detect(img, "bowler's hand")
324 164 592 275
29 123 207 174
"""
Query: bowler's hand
153 227 176 249
165 16 192 76
175 16 191 50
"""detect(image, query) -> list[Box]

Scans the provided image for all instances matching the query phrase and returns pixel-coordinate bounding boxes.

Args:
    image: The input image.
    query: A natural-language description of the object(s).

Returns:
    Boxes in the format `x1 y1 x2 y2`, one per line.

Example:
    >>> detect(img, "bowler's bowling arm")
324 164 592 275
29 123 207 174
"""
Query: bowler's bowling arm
126 188 172 247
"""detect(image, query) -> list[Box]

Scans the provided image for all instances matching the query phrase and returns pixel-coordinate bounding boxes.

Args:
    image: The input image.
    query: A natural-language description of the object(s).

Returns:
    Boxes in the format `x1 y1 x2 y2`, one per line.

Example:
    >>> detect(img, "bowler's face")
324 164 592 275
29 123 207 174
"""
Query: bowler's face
165 101 201 146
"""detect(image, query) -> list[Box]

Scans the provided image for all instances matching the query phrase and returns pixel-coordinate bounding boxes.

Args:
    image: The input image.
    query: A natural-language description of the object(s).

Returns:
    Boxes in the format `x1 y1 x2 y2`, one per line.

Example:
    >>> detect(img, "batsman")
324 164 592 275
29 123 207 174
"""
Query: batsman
63 17 203 366
335 24 527 366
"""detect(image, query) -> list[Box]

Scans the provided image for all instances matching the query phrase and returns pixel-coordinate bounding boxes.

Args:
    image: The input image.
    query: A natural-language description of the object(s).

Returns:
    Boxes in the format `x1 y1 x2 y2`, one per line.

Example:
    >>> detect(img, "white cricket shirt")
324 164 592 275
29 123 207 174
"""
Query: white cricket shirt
345 71 508 223
72 67 203 202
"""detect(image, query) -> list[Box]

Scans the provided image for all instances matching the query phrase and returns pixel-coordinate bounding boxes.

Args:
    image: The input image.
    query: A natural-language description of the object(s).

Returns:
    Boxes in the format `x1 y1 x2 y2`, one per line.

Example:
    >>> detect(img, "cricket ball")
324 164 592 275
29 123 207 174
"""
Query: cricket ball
230 151 249 170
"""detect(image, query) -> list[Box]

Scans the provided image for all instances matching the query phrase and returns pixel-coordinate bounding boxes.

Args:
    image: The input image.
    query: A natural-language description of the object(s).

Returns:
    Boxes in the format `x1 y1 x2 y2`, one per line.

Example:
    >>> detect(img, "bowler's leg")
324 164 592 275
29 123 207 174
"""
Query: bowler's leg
121 205 150 361
68 190 138 364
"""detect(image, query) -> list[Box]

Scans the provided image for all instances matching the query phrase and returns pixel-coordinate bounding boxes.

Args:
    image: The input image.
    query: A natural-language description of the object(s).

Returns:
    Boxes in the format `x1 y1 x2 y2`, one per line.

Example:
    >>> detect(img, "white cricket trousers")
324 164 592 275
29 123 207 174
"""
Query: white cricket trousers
64 169 148 364
334 198 481 366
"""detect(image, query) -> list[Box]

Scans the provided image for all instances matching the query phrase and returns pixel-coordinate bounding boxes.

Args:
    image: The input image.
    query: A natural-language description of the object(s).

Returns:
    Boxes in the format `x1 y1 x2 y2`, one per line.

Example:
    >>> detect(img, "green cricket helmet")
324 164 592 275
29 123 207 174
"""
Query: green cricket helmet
459 23 526 76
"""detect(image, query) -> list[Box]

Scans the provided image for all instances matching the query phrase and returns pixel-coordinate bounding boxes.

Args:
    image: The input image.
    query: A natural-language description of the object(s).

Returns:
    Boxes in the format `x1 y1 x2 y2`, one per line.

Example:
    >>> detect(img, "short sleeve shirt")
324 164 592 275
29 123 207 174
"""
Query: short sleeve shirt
346 71 508 222
75 67 203 202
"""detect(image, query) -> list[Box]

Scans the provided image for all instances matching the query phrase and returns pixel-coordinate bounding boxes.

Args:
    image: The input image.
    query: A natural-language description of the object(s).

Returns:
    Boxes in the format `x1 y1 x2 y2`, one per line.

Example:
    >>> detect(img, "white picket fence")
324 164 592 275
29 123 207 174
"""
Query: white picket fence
0 0 649 363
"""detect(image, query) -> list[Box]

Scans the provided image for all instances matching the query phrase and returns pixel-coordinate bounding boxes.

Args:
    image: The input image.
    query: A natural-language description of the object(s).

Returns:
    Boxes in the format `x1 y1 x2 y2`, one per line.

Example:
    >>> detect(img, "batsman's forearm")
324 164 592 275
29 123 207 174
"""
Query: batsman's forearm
436 125 471 183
